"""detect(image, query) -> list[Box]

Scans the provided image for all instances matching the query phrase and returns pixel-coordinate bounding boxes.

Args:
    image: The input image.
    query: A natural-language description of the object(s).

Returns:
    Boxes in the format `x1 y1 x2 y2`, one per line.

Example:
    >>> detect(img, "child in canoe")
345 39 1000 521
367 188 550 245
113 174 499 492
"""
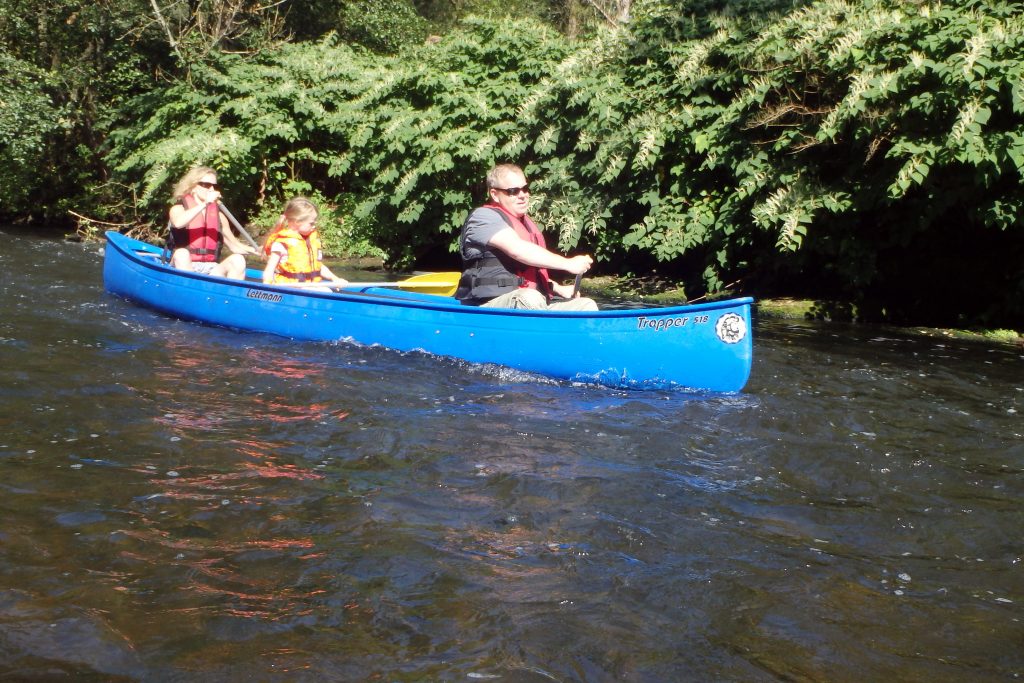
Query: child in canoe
262 197 348 289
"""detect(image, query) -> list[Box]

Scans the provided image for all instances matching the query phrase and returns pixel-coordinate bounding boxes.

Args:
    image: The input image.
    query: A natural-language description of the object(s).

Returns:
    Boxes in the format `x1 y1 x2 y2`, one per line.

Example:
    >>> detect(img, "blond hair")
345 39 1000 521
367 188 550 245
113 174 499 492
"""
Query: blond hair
262 197 320 256
282 196 319 225
171 166 217 201
486 163 524 189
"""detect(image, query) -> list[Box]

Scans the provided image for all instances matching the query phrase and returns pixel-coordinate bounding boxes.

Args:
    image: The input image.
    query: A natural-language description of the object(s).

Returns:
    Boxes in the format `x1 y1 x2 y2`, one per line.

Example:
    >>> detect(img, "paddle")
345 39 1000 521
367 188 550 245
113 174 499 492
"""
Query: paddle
571 273 582 298
277 272 460 296
215 202 260 253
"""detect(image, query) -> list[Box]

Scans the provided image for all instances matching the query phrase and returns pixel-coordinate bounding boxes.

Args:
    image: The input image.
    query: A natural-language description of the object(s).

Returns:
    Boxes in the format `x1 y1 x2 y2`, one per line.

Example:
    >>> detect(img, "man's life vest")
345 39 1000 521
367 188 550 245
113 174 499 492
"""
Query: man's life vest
168 196 222 262
455 203 552 303
265 227 323 284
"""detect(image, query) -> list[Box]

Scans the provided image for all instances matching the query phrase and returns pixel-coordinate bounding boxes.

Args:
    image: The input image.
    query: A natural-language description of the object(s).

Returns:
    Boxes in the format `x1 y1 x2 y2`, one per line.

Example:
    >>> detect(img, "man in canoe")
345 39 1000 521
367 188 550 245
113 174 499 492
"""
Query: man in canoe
167 166 256 279
455 163 598 310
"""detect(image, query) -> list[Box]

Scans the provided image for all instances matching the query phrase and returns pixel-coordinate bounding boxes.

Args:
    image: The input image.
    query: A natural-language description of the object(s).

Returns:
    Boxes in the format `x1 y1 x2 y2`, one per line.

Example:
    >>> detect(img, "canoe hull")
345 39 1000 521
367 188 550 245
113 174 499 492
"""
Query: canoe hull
103 231 753 391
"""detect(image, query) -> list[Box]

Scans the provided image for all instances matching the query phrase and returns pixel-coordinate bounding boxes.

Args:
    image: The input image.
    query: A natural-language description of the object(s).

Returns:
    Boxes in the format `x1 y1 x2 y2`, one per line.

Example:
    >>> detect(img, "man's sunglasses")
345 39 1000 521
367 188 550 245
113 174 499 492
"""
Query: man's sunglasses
494 185 530 197
196 181 220 190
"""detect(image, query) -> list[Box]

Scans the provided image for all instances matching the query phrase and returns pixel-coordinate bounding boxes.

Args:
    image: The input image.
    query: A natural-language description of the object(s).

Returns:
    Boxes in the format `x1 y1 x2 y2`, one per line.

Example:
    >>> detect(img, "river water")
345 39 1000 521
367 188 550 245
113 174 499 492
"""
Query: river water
0 229 1021 681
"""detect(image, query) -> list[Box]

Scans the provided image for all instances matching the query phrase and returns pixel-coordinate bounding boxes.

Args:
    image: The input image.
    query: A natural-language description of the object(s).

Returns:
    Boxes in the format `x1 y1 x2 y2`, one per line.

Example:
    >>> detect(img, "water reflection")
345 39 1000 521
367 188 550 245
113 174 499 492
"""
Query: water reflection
0 231 1022 680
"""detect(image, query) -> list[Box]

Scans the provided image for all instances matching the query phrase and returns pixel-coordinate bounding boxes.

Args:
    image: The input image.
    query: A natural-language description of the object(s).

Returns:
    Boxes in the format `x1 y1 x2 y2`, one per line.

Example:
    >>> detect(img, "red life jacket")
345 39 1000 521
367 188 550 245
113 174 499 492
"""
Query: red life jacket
170 195 222 262
484 202 552 297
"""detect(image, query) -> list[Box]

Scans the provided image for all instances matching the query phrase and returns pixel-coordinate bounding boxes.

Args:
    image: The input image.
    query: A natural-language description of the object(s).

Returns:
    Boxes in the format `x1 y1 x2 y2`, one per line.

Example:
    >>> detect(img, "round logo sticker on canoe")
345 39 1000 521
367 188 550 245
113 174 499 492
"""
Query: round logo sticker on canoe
715 313 746 344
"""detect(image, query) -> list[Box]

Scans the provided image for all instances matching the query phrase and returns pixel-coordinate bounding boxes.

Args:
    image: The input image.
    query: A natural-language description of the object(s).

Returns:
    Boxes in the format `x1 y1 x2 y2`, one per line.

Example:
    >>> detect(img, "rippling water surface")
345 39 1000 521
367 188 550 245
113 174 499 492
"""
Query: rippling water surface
1 230 1021 681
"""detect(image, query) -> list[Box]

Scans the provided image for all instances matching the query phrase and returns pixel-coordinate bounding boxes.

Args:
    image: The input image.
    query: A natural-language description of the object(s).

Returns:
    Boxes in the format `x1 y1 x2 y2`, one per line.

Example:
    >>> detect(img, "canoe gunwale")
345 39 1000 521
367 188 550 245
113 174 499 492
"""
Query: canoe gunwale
119 237 753 321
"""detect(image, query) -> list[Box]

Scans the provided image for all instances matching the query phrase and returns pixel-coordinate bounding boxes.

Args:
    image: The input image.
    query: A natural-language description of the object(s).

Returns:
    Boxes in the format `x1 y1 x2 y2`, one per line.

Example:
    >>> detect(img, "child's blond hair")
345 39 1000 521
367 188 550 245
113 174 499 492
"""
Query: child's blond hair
282 196 319 224
262 197 320 256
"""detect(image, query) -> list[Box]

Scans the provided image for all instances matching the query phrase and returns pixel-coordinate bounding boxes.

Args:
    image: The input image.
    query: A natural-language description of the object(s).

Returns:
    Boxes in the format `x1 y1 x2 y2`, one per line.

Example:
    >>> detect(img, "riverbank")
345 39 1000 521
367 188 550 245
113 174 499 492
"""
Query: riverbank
72 227 1023 350
582 275 1024 349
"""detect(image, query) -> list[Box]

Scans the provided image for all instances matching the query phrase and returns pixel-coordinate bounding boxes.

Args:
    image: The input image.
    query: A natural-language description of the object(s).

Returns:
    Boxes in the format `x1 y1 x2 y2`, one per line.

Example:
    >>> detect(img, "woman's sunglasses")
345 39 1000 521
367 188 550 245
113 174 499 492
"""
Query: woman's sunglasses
196 181 220 190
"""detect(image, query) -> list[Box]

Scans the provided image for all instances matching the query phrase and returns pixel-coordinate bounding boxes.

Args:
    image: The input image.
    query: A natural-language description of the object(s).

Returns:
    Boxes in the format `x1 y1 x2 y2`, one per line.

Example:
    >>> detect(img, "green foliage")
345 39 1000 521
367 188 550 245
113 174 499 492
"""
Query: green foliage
0 51 64 215
316 194 387 259
107 2 1024 325
109 38 356 206
281 0 343 41
339 0 430 52
522 0 1024 321
332 17 576 264
107 21 573 264
0 0 175 223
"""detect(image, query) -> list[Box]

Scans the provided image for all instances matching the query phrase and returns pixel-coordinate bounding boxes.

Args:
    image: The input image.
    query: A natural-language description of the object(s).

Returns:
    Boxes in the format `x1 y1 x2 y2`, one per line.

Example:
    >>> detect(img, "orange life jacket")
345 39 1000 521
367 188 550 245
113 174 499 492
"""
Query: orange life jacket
265 227 323 283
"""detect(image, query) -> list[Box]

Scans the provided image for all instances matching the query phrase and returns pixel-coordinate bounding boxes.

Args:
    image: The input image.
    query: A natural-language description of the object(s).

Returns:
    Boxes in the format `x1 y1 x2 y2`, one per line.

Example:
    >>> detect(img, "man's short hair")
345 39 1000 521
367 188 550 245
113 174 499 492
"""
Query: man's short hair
487 163 524 189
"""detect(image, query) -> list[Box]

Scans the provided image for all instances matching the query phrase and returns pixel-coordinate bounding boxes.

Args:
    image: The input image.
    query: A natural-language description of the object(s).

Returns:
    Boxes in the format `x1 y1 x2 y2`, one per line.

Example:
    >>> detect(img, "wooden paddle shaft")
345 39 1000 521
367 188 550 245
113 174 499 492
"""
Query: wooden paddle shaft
215 202 260 252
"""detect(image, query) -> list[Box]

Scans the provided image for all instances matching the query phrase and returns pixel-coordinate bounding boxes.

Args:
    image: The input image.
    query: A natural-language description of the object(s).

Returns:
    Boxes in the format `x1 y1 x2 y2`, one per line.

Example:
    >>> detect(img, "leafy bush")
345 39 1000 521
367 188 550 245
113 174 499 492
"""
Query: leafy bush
107 4 1024 325
626 0 1024 322
0 52 65 219
332 17 575 264
107 37 368 230
107 21 572 264
516 0 1024 322
339 0 430 52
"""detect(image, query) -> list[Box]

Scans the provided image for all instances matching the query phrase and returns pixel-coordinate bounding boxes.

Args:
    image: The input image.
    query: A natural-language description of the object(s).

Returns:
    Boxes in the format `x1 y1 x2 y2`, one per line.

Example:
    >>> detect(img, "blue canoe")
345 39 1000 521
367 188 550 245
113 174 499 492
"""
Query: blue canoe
103 231 753 391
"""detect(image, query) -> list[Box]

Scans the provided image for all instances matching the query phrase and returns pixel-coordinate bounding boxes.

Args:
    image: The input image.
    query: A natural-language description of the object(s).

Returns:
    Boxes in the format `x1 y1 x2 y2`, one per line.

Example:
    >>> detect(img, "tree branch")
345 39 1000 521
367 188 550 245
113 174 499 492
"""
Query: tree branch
148 0 183 61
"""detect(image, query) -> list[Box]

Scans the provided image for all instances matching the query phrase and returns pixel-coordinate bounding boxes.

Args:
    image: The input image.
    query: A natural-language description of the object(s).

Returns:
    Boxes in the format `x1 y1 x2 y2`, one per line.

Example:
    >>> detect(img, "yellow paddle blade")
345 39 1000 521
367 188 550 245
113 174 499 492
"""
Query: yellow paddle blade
399 272 461 296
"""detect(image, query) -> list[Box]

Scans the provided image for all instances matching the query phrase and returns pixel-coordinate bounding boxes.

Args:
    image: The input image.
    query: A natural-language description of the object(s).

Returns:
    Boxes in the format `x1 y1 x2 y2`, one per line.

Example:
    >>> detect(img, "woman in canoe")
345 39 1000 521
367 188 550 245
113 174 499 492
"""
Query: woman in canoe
167 166 255 279
262 197 348 289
